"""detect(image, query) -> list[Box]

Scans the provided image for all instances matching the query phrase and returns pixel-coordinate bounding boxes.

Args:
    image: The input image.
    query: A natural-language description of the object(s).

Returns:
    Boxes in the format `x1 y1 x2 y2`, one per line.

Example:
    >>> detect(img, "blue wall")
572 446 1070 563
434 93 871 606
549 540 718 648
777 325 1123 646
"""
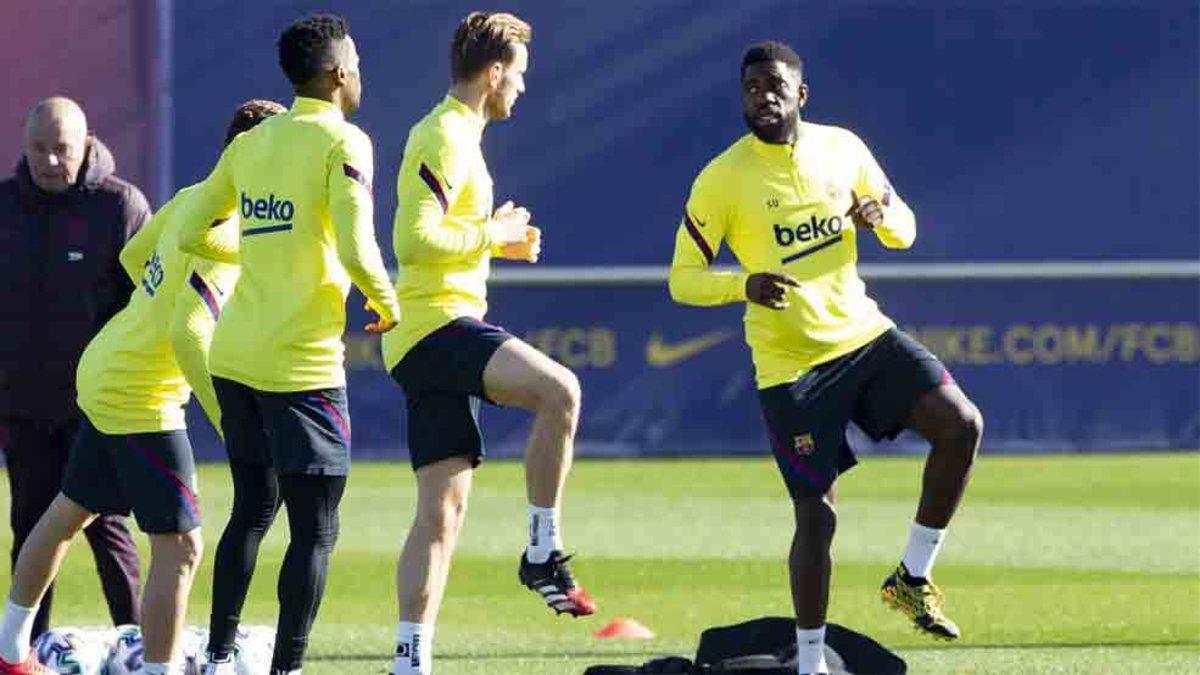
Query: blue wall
172 1 1200 264
172 2 1200 459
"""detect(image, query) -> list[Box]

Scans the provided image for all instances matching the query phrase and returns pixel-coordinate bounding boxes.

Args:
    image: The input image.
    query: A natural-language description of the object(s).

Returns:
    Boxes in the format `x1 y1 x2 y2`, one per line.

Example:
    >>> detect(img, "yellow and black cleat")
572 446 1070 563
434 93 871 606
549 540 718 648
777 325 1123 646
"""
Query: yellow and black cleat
880 563 961 640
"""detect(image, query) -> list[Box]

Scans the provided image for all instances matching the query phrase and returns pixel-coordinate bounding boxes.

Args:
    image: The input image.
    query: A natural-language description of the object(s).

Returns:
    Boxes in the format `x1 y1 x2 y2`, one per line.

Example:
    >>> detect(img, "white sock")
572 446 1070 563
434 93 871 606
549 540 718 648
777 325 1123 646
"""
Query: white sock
203 652 236 675
795 625 828 674
901 522 947 580
525 505 560 563
0 598 38 663
392 621 433 675
142 663 170 675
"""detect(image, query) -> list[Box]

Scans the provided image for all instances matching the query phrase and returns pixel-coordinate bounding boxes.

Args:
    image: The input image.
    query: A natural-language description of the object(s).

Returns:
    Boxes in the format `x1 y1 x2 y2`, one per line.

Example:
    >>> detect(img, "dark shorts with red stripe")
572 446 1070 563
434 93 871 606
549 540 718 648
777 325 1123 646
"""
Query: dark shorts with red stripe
212 377 351 476
390 317 514 471
62 417 200 534
758 328 951 499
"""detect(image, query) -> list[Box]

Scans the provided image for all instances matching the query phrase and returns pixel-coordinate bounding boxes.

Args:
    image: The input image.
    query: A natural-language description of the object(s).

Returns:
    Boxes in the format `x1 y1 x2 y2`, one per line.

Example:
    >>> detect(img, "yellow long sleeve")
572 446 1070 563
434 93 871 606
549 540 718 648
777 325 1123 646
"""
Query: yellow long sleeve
177 145 240 264
169 261 234 435
668 223 748 306
393 142 491 265
118 207 166 282
328 133 400 322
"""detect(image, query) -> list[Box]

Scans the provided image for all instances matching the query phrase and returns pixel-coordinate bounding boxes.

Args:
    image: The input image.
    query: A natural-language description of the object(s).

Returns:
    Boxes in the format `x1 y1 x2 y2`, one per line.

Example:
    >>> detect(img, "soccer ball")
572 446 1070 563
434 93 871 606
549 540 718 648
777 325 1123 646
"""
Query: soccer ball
180 625 274 675
32 628 103 674
231 625 274 675
180 626 209 675
103 624 144 675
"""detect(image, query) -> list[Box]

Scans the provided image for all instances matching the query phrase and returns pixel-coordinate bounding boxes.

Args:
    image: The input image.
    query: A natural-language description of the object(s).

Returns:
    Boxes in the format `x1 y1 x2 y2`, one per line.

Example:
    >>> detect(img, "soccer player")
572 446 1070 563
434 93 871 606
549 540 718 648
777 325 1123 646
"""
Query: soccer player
0 100 283 675
175 15 401 675
668 43 982 674
384 12 594 675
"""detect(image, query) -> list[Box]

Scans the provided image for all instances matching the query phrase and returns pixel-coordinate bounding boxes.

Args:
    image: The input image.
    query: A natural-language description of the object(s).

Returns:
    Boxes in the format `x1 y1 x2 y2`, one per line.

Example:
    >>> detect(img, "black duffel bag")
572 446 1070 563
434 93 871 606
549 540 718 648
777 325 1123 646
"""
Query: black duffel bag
584 616 905 674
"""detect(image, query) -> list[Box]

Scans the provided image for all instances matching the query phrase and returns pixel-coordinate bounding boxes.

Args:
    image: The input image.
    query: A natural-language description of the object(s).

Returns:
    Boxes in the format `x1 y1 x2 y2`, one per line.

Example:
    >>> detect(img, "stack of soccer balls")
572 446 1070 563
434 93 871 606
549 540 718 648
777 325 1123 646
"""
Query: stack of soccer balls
31 624 274 674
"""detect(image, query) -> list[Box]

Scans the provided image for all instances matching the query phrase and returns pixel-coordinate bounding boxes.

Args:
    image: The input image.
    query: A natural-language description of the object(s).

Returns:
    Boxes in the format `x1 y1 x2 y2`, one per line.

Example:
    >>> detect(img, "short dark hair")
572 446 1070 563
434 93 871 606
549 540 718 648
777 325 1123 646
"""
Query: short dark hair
278 14 350 86
450 12 532 82
223 99 286 147
742 41 803 79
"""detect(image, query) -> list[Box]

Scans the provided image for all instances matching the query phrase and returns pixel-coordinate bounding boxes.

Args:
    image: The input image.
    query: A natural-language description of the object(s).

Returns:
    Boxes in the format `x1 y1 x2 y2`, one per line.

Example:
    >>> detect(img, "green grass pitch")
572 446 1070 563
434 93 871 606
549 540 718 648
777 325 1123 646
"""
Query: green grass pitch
3 453 1198 673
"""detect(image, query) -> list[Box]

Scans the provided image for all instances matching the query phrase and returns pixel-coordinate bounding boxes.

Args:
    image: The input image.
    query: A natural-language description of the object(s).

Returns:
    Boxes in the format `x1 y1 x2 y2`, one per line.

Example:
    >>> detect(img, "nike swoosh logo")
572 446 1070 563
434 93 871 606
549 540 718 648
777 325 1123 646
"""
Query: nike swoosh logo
646 331 733 368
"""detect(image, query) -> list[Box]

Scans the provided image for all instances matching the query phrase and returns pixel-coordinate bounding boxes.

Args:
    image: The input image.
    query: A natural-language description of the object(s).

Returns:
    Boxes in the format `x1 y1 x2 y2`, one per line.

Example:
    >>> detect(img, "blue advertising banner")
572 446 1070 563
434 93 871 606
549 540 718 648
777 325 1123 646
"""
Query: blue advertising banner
188 277 1200 462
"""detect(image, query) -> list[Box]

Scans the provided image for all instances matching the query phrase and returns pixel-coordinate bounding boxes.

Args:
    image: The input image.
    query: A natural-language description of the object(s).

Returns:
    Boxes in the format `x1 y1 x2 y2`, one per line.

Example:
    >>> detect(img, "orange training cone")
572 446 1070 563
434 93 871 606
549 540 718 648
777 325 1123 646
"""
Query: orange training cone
593 617 656 640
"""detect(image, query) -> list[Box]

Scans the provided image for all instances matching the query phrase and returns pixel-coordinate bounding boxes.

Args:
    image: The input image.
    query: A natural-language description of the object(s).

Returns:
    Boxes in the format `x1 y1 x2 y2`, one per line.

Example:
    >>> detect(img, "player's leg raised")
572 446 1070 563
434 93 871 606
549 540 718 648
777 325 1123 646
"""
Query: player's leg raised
482 338 596 617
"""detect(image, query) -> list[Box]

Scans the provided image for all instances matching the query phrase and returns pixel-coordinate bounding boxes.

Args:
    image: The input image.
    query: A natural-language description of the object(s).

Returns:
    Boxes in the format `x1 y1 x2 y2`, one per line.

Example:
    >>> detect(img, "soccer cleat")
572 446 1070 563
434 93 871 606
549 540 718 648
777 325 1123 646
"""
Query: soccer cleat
519 550 597 617
0 652 53 675
880 563 961 640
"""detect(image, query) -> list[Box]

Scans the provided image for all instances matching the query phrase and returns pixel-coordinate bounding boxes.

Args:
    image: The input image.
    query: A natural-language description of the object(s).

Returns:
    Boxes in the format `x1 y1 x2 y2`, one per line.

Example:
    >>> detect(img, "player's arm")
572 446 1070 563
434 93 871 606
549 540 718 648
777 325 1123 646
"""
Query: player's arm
668 171 750 306
328 131 400 332
177 144 240 264
393 140 530 264
849 135 916 249
169 259 235 435
117 197 170 282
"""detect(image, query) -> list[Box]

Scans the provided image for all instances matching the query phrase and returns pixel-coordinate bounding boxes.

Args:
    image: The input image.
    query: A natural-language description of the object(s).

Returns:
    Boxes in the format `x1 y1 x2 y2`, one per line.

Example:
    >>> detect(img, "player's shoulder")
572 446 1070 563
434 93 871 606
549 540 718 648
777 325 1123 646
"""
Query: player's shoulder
151 183 200 225
804 121 869 154
411 98 477 152
693 135 753 191
327 118 373 154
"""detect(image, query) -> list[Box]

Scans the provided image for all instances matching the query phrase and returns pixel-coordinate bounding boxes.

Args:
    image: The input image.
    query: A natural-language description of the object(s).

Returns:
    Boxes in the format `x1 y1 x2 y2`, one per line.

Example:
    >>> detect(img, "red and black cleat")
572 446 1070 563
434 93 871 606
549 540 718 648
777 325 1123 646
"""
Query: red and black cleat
0 652 53 675
519 550 598 617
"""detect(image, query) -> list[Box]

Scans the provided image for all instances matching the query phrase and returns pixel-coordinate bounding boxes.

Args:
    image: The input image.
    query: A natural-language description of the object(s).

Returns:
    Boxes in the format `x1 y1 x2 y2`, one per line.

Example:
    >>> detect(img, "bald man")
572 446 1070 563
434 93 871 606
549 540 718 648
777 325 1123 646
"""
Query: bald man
0 97 147 641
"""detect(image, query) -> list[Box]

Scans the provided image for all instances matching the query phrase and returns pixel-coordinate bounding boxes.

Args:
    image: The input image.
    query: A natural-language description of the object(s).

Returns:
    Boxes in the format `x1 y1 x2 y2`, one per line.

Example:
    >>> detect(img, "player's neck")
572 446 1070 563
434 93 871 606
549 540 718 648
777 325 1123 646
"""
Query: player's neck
294 85 344 116
448 83 488 119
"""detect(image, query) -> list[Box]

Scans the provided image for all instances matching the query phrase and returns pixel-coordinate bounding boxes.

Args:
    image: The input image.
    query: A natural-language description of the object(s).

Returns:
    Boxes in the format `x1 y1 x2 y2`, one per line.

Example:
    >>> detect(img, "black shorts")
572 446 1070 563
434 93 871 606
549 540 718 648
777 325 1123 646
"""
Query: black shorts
213 377 351 476
759 328 950 498
390 317 514 471
61 418 200 534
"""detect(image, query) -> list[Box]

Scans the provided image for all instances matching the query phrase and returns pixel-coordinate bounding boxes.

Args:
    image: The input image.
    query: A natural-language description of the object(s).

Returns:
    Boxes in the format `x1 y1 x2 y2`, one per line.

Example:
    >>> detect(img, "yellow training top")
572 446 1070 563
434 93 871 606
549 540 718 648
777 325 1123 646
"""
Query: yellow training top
668 122 916 388
77 184 238 434
177 97 400 392
382 94 495 371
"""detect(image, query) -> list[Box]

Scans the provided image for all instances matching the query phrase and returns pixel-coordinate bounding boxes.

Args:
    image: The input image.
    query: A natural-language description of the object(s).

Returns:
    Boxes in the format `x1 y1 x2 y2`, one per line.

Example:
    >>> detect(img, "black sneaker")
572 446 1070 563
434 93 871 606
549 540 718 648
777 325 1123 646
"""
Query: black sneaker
518 549 597 617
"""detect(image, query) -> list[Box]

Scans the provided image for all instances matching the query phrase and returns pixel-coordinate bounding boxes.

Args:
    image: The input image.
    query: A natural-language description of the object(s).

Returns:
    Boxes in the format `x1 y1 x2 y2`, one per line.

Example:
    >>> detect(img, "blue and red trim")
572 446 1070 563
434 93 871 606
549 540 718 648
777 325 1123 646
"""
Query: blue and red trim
127 438 200 521
188 272 221 320
766 426 829 491
419 163 449 212
343 163 372 194
313 391 351 448
683 214 714 264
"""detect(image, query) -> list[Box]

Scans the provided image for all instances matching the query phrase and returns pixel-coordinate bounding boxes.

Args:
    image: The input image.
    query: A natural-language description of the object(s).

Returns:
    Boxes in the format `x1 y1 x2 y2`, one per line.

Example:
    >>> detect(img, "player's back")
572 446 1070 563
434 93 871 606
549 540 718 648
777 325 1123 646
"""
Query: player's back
211 98 366 392
77 185 235 433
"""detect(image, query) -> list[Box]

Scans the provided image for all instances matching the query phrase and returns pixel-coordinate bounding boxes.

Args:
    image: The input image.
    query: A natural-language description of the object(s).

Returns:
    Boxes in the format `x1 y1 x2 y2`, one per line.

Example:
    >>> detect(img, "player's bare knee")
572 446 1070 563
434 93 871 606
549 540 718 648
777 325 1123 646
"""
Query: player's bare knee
792 493 837 537
536 367 581 428
949 402 983 457
152 530 202 573
416 495 468 544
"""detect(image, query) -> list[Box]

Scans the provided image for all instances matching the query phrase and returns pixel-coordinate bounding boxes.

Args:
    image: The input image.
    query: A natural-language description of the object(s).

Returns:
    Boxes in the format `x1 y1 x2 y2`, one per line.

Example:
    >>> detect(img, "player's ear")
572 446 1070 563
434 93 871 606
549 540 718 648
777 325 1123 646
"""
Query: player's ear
487 60 505 90
330 64 348 88
797 82 809 109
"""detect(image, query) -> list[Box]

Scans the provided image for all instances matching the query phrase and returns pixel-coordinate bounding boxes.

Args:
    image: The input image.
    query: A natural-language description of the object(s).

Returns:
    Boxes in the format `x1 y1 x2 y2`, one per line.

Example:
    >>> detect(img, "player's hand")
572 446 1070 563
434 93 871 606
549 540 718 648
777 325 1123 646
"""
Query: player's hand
846 190 884 231
496 225 541 263
745 272 800 310
487 201 533 246
363 300 397 334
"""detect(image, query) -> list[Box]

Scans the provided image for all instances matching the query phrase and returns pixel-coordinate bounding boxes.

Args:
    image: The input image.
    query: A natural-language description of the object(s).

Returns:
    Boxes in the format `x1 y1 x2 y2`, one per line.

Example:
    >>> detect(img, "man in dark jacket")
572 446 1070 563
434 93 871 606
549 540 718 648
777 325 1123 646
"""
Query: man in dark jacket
0 97 145 640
